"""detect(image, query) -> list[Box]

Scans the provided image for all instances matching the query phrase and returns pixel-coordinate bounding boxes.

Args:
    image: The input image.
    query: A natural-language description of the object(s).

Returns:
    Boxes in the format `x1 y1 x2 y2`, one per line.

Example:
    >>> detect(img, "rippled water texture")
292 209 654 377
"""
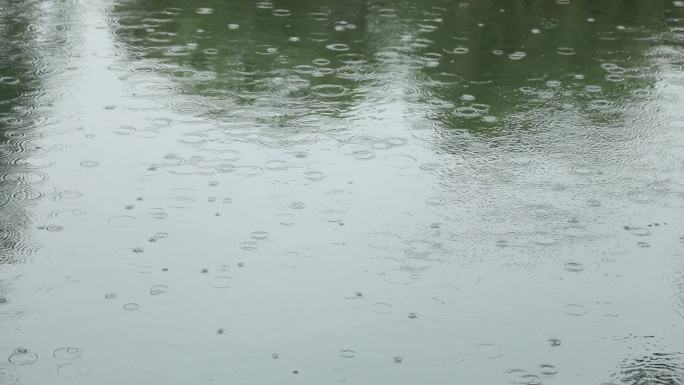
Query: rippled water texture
2 0 684 383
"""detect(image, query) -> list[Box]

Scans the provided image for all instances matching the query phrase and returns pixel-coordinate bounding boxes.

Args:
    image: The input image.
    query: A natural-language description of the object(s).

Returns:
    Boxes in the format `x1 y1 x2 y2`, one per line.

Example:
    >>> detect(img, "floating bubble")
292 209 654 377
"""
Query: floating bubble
46 225 64 232
504 369 541 385
353 150 375 160
53 347 82 360
123 303 140 311
240 241 257 250
508 51 527 60
326 43 349 52
303 170 324 181
563 304 588 316
80 160 99 168
540 364 558 375
250 231 270 240
9 349 38 365
340 349 356 358
272 8 291 16
563 262 584 272
312 84 347 97
150 285 169 295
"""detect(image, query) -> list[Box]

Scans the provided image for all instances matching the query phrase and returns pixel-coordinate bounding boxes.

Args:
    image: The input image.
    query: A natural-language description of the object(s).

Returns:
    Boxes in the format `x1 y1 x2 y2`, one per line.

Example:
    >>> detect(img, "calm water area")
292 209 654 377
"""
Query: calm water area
2 0 684 384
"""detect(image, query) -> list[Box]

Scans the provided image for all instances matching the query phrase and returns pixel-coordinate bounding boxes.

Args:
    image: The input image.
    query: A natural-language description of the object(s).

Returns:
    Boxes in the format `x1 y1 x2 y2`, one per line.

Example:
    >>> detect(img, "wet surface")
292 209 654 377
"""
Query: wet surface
2 0 684 384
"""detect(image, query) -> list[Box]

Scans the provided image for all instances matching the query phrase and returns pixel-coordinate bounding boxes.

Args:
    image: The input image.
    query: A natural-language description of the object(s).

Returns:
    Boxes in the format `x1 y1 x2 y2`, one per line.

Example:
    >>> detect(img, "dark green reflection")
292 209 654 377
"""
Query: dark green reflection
109 0 682 137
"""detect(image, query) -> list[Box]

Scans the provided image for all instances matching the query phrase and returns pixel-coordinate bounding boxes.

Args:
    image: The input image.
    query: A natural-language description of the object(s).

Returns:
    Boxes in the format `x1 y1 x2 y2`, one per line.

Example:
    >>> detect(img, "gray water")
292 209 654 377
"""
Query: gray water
2 0 684 384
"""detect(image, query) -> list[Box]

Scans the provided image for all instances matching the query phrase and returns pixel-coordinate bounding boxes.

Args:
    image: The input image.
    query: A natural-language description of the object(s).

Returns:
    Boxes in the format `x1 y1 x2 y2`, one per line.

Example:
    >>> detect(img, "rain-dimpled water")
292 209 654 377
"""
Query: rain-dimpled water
2 0 684 384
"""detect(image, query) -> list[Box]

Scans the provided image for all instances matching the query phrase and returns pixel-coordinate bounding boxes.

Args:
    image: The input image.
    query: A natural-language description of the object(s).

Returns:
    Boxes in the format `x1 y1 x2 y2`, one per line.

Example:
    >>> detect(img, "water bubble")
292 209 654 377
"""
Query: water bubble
326 43 349 52
8 349 38 365
563 262 584 272
353 150 376 160
505 369 541 384
211 276 233 288
150 285 169 295
80 160 99 168
303 170 324 181
548 338 561 347
508 51 527 60
240 241 257 250
340 349 356 358
445 46 469 55
53 347 82 360
408 312 418 319
272 8 291 16
557 47 575 55
312 84 347 98
250 231 270 240
123 303 140 311
563 304 588 316
454 106 481 118
46 225 64 232
540 364 558 375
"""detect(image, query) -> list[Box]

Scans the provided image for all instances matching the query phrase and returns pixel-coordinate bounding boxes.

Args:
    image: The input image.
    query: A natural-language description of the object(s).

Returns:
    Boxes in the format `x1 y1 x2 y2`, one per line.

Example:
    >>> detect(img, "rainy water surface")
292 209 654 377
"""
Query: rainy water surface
2 0 684 384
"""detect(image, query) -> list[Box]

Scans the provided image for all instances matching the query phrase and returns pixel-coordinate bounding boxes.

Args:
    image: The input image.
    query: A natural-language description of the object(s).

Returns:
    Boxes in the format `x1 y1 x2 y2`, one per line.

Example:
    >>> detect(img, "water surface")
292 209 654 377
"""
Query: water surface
2 0 684 384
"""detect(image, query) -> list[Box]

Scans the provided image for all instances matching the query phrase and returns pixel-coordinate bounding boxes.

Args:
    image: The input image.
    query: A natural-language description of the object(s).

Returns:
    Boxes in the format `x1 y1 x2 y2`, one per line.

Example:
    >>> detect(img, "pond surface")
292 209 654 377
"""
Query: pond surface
2 0 684 384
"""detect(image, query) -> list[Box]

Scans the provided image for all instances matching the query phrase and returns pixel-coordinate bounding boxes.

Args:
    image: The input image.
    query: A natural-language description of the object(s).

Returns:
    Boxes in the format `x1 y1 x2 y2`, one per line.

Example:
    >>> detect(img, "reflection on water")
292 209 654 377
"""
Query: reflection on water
2 0 684 383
